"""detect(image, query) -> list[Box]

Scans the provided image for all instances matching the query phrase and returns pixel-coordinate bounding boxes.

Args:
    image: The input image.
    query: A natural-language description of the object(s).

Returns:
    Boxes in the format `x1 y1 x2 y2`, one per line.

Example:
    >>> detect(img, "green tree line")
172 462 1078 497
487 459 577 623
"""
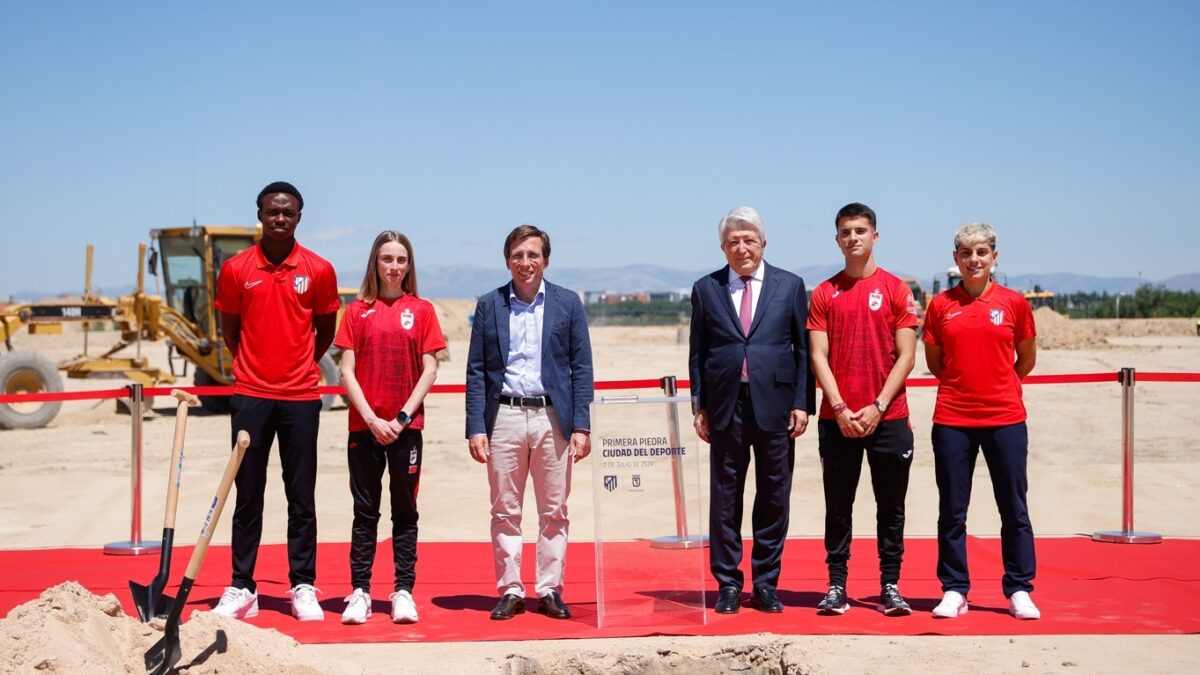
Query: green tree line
585 299 691 326
1053 284 1200 319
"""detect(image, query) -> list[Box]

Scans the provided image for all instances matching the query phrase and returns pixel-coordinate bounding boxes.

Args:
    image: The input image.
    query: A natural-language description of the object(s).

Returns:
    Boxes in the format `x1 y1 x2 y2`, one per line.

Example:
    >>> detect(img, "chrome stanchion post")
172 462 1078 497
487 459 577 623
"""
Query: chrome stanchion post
1093 367 1162 544
105 383 160 555
651 375 707 549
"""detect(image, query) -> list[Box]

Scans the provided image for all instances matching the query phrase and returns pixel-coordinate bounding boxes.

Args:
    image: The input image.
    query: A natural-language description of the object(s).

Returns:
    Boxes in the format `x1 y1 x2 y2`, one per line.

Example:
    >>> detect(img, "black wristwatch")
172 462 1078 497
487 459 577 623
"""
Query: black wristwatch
396 411 412 426
872 399 888 413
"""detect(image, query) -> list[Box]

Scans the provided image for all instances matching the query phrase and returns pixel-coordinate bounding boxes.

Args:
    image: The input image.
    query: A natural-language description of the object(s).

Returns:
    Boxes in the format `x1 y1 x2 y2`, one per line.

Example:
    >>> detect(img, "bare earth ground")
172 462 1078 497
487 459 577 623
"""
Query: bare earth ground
2 312 1198 673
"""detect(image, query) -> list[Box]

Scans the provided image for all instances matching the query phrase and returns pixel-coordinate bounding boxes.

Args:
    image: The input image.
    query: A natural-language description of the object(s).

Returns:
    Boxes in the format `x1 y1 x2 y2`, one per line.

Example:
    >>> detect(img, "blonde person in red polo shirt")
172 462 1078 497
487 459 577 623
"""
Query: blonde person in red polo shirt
211 181 340 622
923 221 1040 621
334 231 445 625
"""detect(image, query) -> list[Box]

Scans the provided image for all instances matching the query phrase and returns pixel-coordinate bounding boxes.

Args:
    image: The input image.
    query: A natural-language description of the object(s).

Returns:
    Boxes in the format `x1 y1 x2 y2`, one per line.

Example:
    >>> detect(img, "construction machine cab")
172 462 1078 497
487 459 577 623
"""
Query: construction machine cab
151 225 260 345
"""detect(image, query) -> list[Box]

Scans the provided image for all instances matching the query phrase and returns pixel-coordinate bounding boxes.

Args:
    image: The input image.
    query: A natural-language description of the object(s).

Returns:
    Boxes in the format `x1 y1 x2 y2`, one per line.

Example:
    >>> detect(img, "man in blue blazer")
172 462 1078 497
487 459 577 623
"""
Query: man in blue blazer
689 206 814 614
466 225 594 621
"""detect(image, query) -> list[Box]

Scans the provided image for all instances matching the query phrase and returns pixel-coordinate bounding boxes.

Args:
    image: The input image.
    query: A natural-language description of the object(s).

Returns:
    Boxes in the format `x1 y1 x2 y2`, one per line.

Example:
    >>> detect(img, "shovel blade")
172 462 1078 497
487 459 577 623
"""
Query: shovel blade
130 580 174 621
153 591 176 620
131 528 177 622
143 625 181 675
144 575 194 674
129 580 152 622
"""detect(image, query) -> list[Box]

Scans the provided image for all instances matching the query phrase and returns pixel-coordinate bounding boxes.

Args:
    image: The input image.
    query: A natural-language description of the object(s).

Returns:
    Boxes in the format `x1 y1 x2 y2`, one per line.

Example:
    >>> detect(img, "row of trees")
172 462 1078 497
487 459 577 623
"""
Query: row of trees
584 284 1200 325
585 299 691 326
1052 285 1200 319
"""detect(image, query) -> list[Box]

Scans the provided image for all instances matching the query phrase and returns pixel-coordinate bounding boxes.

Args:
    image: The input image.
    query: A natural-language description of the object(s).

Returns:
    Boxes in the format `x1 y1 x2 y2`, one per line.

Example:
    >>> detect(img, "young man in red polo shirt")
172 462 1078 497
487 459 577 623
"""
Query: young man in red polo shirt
807 202 918 616
211 181 340 622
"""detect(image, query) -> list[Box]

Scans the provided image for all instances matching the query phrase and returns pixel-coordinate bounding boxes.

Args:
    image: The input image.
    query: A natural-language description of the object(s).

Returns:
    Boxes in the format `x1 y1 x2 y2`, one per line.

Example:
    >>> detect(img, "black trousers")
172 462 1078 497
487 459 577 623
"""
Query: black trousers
932 422 1036 598
818 419 913 588
709 387 795 593
347 429 422 594
229 395 322 592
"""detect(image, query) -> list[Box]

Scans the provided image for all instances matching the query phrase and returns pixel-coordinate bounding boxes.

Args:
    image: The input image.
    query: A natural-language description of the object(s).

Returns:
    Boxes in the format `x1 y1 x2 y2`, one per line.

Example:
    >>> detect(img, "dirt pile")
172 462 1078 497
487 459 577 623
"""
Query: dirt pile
1078 317 1195 338
502 639 806 674
0 582 363 675
430 299 476 343
1034 307 1107 350
1033 311 1197 350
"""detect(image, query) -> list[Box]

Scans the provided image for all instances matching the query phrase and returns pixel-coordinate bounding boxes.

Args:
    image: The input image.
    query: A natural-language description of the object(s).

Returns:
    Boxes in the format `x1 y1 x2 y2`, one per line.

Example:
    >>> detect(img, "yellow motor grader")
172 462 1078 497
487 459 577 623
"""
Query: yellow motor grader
0 225 341 429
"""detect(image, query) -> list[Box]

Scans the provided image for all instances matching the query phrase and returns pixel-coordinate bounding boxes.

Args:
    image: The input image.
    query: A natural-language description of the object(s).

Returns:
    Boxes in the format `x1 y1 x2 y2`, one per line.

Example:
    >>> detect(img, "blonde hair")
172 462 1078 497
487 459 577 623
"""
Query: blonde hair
359 230 418 302
953 221 997 250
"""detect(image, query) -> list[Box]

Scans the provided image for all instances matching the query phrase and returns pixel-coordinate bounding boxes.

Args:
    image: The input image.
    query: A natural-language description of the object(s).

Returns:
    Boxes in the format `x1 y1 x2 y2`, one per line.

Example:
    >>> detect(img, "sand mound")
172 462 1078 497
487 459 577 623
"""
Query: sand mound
430 299 476 342
1033 307 1106 350
1081 317 1195 338
1033 310 1196 350
0 582 364 675
503 638 805 674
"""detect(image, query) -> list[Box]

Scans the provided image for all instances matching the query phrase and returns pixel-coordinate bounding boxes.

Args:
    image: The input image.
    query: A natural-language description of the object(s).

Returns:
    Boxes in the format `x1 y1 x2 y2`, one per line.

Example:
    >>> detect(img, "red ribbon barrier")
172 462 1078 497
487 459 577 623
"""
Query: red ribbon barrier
1137 372 1200 383
1 372 1197 404
0 388 131 403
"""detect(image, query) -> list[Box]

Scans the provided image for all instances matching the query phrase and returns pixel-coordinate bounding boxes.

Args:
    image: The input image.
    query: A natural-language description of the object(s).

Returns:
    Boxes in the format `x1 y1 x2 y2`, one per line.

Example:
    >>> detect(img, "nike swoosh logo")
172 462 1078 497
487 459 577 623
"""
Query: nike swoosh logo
244 280 263 289
946 311 963 320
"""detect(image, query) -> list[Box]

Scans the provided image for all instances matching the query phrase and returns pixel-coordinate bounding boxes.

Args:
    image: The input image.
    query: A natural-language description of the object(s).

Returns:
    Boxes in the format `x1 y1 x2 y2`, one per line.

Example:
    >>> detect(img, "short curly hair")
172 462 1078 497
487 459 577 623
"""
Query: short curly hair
256 181 304 211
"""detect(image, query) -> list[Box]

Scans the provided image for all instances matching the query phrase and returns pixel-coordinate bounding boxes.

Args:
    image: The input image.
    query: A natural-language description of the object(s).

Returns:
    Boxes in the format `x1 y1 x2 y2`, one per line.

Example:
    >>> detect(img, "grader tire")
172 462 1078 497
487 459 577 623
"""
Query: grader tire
0 352 64 429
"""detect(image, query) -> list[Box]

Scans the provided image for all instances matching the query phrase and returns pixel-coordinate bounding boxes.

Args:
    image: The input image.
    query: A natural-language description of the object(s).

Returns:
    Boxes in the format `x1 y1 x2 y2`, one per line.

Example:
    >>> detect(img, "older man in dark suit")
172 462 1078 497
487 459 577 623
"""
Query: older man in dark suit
689 206 813 614
466 225 594 621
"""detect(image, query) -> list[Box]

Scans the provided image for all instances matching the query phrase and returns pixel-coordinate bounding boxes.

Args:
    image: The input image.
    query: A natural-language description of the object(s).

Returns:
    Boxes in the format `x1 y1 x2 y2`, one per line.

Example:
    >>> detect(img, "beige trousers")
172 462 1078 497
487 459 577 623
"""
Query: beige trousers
487 403 572 598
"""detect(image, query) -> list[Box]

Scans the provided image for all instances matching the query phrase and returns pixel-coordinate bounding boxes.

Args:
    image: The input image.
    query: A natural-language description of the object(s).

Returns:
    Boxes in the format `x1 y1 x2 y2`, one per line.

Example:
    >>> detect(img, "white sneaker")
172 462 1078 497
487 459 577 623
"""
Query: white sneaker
932 590 968 618
211 586 258 619
1009 591 1041 620
340 588 372 625
390 590 418 624
288 584 325 622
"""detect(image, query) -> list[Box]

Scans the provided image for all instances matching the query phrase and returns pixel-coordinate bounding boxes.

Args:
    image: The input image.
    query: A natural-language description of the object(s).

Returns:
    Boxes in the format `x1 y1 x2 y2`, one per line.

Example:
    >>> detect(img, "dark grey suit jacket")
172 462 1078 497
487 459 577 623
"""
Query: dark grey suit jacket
688 262 814 432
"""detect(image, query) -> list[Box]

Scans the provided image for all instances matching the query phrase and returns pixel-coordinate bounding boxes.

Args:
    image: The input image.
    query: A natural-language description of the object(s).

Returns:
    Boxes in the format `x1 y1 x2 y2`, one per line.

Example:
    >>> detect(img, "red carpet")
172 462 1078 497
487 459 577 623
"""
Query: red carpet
1 537 1196 643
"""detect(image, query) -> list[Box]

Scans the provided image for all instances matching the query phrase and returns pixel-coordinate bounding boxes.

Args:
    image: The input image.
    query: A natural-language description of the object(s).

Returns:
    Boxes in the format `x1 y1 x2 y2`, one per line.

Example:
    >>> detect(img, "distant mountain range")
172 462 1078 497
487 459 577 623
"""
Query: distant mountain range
9 267 1199 301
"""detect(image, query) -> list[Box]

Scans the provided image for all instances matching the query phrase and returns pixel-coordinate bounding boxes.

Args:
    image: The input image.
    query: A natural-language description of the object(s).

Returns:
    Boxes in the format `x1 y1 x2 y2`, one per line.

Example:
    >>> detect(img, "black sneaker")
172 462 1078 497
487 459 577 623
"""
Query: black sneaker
816 585 849 615
879 584 912 616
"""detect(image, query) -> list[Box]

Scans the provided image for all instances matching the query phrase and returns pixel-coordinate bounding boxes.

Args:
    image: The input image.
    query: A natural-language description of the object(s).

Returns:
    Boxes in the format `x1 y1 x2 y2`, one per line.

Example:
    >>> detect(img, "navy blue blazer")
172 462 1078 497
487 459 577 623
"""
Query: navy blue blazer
688 261 814 433
466 280 594 438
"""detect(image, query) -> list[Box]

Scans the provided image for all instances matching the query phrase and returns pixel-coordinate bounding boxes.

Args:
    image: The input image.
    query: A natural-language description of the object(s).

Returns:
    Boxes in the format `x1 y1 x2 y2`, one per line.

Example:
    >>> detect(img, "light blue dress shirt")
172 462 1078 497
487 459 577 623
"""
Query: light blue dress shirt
502 281 546 397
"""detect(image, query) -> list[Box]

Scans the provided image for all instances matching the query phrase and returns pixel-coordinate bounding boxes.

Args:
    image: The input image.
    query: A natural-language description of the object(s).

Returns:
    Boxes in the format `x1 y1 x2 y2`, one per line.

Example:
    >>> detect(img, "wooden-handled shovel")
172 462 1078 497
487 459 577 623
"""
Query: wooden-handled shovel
145 430 249 675
130 389 199 622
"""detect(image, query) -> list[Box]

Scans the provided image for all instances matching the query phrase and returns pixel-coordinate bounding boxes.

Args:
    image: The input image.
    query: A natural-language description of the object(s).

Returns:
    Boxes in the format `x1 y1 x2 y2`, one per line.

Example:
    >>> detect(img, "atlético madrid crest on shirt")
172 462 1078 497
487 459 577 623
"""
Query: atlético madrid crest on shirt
401 308 414 330
990 309 1005 325
293 275 310 295
868 290 883 311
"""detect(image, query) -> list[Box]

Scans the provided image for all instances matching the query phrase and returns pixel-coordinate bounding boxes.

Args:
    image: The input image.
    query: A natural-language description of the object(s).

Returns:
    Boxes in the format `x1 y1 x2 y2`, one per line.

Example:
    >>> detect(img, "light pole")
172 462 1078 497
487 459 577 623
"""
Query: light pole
1136 272 1142 318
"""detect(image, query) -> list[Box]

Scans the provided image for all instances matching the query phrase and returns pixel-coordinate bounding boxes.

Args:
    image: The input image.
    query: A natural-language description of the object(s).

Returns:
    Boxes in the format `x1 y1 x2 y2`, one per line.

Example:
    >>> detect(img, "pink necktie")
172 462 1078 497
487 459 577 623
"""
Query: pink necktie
740 275 752 378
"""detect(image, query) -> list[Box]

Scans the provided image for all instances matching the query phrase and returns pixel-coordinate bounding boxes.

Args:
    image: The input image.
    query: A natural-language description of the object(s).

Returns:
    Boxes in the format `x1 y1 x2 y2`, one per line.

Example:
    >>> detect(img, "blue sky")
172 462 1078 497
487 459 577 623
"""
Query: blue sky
2 1 1197 296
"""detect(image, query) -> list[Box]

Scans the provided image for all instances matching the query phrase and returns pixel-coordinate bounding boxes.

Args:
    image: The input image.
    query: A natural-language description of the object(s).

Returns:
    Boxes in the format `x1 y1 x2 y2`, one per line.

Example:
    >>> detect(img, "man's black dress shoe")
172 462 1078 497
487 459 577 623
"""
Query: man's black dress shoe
714 586 741 614
537 591 571 619
490 594 526 620
750 587 784 613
